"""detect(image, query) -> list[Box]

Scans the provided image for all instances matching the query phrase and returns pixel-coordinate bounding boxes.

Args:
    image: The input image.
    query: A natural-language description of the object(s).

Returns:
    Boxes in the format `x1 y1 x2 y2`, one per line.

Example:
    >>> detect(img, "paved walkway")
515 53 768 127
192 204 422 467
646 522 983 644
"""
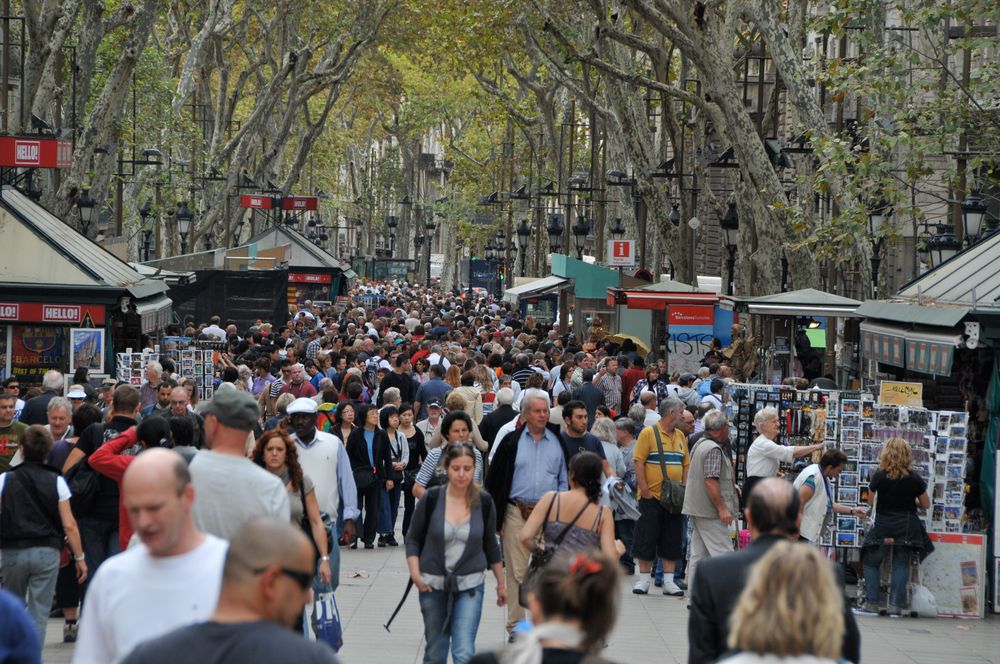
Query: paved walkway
41 543 1000 663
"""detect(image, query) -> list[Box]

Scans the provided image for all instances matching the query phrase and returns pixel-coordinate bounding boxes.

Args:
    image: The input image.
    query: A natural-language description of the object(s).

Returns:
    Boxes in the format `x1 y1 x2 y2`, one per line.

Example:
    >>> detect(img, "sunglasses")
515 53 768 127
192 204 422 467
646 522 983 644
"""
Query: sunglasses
254 566 312 590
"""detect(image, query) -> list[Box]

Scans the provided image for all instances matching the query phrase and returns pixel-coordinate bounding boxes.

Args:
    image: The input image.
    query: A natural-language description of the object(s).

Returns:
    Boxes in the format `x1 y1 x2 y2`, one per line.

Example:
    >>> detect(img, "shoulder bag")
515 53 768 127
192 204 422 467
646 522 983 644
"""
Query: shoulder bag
518 495 591 607
64 457 100 517
652 426 685 514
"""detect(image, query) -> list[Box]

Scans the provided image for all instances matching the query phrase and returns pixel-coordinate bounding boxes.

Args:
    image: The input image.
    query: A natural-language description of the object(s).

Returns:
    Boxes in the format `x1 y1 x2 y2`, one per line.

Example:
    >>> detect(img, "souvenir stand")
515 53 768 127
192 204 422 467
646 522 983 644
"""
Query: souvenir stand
727 383 970 554
117 337 224 402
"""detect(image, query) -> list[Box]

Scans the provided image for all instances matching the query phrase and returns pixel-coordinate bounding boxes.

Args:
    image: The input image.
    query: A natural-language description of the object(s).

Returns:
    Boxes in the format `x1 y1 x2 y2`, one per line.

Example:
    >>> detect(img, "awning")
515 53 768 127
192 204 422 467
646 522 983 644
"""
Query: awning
860 321 963 377
743 288 862 317
502 276 568 305
134 294 173 333
854 300 969 327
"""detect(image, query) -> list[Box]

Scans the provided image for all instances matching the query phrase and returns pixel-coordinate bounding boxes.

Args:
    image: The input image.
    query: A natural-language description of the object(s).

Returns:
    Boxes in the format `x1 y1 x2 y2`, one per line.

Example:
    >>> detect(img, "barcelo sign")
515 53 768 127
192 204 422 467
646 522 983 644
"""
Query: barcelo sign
606 239 636 267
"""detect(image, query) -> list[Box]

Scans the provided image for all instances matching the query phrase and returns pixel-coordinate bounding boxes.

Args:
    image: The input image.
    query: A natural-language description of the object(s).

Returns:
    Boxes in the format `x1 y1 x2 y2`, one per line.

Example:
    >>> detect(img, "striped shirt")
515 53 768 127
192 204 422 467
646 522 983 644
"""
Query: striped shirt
634 423 689 499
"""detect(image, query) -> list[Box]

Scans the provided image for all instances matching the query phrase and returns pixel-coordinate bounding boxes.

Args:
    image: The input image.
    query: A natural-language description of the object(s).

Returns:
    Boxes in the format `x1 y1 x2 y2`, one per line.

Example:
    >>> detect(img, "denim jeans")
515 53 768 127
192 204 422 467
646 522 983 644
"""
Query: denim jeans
418 584 485 664
1 546 60 642
864 544 912 609
77 517 119 602
377 482 402 534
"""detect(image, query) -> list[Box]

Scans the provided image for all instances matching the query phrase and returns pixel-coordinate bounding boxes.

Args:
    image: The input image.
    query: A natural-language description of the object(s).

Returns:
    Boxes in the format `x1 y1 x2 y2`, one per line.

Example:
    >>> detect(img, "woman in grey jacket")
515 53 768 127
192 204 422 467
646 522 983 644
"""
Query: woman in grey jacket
405 443 506 664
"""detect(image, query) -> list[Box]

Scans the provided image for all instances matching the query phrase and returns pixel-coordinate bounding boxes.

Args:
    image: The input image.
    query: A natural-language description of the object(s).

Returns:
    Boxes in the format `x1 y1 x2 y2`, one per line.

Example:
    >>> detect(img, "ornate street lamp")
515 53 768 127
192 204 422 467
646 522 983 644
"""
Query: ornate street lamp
720 202 739 295
608 217 626 239
926 223 961 268
571 216 590 259
668 202 681 227
516 219 531 277
546 213 564 254
176 201 194 254
138 200 154 261
77 188 96 236
961 190 987 244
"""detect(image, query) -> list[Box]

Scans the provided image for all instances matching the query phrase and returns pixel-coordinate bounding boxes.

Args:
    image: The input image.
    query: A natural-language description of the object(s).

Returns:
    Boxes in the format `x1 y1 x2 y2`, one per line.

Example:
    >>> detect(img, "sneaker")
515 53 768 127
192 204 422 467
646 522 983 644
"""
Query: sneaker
676 578 688 590
63 622 78 643
377 535 388 548
662 580 684 597
852 603 879 616
363 540 375 549
887 611 902 619
632 576 651 595
349 540 358 550
385 534 399 547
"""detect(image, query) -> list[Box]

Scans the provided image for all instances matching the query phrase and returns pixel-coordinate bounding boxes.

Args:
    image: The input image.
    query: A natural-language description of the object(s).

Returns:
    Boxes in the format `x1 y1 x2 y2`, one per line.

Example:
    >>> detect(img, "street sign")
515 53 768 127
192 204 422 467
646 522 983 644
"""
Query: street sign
607 240 636 267
0 136 73 168
281 196 318 211
240 195 274 209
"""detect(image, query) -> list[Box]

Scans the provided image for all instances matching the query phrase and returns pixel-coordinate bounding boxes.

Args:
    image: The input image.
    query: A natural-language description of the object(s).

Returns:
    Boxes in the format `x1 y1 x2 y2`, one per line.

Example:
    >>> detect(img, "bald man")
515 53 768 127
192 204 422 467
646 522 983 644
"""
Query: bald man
73 449 228 664
121 519 339 664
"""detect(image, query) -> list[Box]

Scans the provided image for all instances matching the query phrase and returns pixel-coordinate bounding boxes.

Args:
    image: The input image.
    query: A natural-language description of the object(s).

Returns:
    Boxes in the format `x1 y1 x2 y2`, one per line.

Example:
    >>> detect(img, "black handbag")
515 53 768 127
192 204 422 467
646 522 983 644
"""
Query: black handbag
518 496 591 607
298 480 334 557
353 467 376 491
65 457 100 517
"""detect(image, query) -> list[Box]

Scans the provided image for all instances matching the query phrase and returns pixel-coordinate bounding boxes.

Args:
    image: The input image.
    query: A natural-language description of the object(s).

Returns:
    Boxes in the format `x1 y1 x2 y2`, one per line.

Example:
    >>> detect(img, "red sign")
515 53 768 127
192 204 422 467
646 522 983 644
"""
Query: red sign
606 239 636 267
281 196 318 211
0 302 105 325
0 136 73 168
668 304 714 326
240 195 274 209
288 273 332 284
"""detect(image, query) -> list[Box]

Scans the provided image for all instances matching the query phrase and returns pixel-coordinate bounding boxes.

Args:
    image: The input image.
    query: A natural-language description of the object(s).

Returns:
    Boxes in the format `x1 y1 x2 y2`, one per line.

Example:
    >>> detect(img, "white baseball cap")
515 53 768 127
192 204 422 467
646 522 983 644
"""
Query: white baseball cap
286 397 319 415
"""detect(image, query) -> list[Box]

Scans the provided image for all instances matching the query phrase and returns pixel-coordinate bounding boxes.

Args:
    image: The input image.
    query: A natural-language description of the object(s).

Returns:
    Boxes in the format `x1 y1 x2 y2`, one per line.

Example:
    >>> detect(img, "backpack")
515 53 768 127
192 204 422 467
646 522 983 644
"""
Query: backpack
363 355 382 390
65 457 100 517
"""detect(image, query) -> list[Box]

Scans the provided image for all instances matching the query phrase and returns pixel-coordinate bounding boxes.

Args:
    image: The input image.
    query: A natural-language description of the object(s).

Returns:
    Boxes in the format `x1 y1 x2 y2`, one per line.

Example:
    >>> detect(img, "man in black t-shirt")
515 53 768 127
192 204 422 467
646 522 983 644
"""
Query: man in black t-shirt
62 385 141 598
121 518 339 664
561 400 614 480
376 354 415 407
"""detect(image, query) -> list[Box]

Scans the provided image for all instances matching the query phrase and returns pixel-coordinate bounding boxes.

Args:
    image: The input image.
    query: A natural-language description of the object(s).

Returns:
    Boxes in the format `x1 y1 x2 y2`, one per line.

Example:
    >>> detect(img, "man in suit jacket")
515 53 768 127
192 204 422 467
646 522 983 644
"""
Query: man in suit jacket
687 477 860 664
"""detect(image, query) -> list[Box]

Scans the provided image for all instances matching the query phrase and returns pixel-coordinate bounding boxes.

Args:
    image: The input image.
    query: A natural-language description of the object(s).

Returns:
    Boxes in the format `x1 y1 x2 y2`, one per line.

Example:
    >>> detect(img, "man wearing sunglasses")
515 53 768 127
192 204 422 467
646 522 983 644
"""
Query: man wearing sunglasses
120 518 339 664
73 449 229 664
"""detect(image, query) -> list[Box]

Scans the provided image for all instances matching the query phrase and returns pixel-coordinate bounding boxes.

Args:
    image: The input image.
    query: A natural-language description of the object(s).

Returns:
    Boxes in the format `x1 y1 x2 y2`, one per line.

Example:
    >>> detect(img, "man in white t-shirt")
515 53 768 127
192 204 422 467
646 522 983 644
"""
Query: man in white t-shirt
190 390 290 540
73 449 229 664
285 398 358 590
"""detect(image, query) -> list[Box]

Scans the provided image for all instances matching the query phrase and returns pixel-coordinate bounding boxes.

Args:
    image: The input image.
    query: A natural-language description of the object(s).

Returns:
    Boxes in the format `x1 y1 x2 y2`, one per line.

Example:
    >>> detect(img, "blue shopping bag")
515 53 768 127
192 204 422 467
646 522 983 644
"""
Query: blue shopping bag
311 591 344 652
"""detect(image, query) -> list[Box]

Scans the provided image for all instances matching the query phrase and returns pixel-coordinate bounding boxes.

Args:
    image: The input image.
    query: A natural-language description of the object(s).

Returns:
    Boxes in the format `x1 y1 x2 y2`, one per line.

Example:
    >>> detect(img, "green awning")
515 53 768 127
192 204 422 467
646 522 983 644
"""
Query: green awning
860 321 962 377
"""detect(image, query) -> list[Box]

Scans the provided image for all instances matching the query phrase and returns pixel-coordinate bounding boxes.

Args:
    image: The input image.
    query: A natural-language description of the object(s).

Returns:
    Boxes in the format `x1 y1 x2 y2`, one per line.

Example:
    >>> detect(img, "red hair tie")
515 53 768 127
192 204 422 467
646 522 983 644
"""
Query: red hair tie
569 554 601 577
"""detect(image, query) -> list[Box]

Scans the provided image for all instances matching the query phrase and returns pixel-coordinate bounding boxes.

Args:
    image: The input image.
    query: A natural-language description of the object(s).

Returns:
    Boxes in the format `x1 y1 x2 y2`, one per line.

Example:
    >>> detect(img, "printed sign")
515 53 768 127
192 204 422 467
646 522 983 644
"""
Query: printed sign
606 240 636 267
288 273 332 284
11 325 66 381
879 380 923 407
281 196 318 211
0 302 105 326
239 195 275 209
667 304 715 374
0 136 73 168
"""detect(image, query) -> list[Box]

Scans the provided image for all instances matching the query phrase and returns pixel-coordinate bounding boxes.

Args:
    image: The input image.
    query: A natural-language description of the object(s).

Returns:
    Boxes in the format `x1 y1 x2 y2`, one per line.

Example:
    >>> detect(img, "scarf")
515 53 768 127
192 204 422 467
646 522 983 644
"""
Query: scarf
502 622 587 664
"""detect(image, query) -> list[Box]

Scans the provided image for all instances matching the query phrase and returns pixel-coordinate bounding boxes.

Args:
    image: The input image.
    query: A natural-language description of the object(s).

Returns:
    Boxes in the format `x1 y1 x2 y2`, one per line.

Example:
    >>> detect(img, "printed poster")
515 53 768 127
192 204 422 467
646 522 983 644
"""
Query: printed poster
667 305 715 375
70 328 105 373
11 325 66 383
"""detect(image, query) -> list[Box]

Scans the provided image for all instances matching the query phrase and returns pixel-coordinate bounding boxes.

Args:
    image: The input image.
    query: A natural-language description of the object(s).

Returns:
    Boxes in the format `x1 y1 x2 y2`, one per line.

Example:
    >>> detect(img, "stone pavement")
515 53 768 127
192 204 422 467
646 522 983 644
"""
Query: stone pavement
42 543 1000 663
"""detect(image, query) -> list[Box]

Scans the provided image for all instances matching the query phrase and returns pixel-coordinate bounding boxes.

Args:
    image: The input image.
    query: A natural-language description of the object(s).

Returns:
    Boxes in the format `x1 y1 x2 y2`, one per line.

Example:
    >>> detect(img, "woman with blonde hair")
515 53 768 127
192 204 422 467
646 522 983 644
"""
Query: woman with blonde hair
445 364 462 388
857 437 932 616
722 541 843 663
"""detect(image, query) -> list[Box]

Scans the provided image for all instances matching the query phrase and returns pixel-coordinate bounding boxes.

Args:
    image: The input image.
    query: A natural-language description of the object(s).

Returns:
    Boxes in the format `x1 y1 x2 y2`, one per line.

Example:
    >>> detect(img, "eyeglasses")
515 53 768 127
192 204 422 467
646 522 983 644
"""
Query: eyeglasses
253 566 313 590
6 385 18 390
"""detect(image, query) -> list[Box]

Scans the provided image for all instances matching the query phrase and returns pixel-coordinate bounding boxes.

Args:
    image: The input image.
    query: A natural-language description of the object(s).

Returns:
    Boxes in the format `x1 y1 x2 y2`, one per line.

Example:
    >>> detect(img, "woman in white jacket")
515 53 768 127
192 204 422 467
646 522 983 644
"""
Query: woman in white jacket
793 449 866 545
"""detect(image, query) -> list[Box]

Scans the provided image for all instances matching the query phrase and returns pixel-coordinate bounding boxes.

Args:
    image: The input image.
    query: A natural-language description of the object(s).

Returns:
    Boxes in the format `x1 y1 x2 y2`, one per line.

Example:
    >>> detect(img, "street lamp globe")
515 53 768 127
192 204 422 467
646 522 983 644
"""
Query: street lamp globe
608 217 626 239
546 213 564 253
572 216 590 258
175 201 194 236
516 219 531 249
720 202 739 248
414 233 425 249
927 224 961 268
867 199 892 238
386 215 399 232
668 202 681 227
961 190 987 241
77 188 96 234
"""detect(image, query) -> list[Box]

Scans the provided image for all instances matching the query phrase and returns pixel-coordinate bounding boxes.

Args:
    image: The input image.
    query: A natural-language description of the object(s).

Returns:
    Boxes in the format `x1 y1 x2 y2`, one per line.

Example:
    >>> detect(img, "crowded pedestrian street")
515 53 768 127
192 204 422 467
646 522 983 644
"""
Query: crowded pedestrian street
2 2 1000 664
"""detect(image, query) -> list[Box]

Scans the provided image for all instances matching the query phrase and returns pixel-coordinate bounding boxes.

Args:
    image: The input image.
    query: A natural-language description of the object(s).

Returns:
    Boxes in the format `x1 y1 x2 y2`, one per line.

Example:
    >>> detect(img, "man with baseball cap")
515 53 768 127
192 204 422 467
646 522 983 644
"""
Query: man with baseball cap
190 388 289 540
415 399 443 441
285 398 358 590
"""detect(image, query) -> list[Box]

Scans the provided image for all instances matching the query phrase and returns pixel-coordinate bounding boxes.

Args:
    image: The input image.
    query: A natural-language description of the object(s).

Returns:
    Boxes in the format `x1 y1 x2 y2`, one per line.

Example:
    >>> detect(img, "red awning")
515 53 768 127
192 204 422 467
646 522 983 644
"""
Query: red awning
607 288 724 310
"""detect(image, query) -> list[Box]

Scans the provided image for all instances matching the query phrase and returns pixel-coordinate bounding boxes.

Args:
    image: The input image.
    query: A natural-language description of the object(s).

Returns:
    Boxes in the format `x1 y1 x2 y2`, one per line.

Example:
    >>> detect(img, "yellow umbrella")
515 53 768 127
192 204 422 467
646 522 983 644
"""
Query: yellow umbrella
607 333 650 357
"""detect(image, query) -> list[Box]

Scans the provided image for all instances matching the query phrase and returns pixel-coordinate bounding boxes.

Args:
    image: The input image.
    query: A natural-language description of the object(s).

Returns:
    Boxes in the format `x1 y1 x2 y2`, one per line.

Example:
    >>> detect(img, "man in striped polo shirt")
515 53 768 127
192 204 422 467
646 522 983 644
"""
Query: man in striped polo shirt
632 396 690 596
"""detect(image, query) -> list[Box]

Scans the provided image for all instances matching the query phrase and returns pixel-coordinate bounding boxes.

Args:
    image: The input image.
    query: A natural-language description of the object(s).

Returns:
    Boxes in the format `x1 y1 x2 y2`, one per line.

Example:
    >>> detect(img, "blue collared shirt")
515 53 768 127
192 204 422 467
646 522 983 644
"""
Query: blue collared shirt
509 427 568 503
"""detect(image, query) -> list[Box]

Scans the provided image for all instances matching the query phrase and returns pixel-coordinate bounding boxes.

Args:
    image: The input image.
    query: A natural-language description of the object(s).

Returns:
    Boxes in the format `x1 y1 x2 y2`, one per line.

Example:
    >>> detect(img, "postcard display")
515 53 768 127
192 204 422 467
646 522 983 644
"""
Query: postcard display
117 341 220 401
727 384 969 560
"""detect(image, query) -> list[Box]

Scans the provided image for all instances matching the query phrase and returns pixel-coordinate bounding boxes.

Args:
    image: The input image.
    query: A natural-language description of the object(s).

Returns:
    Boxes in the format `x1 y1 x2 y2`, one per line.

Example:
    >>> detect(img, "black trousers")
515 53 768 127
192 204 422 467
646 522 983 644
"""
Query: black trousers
402 483 417 536
357 482 380 544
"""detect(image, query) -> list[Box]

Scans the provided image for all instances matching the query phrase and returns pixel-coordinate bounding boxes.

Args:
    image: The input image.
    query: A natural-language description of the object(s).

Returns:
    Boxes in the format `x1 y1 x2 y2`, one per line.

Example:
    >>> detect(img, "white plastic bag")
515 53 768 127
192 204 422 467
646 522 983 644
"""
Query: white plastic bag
909 583 937 617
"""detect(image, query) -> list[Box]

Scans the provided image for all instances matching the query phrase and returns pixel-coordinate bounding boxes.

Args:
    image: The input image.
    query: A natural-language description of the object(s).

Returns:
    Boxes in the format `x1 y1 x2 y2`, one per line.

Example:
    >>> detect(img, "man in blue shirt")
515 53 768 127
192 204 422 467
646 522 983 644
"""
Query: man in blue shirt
413 365 452 420
486 389 571 640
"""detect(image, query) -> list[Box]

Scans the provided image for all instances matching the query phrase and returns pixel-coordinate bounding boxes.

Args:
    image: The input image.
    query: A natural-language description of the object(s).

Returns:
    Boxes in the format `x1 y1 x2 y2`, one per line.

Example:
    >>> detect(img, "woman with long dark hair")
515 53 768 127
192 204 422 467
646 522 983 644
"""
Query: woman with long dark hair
398 403 427 536
333 400 357 446
377 405 408 547
405 443 505 664
346 403 392 548
518 452 619 562
250 430 332 585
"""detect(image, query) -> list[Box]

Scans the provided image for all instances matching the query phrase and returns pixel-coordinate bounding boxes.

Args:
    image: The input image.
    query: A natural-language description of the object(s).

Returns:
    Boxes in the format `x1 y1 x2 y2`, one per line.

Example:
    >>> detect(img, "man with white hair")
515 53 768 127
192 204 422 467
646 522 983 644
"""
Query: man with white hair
478 387 518 452
138 361 163 411
485 388 571 639
19 369 64 425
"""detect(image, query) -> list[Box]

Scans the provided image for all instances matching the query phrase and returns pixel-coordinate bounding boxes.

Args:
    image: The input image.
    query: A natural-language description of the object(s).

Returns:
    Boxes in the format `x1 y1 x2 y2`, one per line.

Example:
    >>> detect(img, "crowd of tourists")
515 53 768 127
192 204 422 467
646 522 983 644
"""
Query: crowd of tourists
0 279 936 663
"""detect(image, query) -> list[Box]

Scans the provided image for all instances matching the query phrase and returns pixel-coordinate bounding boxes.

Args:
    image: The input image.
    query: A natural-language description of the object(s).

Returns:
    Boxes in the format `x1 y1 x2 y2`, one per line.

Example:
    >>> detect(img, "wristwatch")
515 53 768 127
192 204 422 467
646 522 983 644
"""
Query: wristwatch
320 555 330 561
74 553 86 562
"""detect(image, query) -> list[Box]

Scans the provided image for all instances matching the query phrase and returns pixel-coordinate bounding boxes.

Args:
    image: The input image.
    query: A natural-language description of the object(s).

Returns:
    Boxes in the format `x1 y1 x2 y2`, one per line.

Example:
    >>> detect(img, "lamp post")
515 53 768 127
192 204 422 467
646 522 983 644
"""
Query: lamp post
176 200 194 254
386 214 398 257
925 223 961 268
867 199 891 298
424 214 436 286
720 202 739 295
960 190 987 245
77 188 96 236
606 170 646 270
571 216 590 259
138 200 154 261
516 219 531 277
546 213 564 254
